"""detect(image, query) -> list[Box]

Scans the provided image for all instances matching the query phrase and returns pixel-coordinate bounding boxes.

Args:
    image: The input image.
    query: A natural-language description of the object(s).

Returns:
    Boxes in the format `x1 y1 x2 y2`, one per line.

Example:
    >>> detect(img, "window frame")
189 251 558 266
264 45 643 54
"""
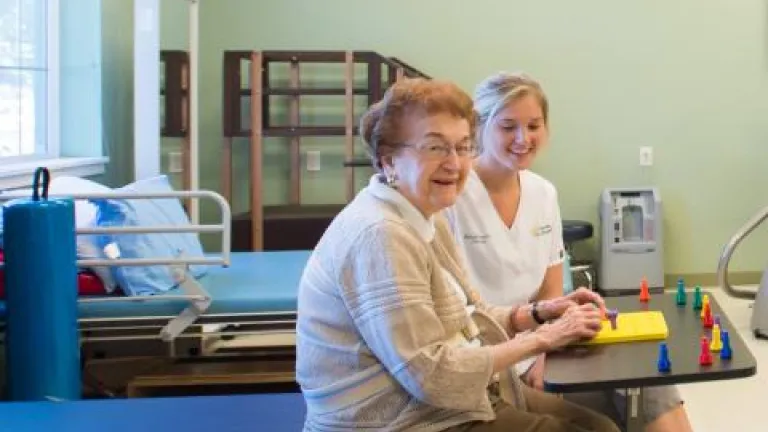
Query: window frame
0 0 106 191
46 0 60 161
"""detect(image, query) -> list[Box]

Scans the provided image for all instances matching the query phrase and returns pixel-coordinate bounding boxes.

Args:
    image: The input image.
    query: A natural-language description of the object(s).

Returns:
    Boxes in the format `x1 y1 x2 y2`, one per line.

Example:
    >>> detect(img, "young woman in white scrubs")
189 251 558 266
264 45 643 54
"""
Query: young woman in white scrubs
444 71 692 432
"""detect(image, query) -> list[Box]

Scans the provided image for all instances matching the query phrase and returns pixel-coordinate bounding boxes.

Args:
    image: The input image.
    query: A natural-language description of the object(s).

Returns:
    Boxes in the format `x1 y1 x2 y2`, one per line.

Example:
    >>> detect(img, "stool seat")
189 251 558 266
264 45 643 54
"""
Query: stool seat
562 220 593 243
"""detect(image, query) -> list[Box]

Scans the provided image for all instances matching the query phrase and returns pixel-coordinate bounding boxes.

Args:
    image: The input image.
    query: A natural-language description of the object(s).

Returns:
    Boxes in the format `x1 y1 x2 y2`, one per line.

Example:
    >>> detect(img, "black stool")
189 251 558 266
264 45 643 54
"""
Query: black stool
562 220 595 290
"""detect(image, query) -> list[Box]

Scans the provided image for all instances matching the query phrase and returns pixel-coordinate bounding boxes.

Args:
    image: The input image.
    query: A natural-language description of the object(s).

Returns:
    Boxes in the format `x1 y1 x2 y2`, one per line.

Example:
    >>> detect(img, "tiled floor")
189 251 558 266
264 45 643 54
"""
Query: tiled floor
677 287 766 431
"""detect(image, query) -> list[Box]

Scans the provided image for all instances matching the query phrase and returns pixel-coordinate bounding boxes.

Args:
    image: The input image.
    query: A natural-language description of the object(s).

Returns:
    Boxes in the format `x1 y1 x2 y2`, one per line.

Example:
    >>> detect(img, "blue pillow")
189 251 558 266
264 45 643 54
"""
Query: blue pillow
89 175 208 296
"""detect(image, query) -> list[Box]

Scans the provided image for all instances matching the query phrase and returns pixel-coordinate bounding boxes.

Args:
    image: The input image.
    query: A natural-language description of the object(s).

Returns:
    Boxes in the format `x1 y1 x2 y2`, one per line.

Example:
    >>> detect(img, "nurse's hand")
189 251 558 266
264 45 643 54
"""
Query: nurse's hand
540 288 606 320
566 287 606 311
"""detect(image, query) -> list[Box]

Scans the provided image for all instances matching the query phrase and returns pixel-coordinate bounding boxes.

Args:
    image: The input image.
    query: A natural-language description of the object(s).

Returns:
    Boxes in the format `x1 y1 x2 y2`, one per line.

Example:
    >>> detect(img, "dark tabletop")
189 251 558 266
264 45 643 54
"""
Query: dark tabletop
0 392 306 432
543 291 757 393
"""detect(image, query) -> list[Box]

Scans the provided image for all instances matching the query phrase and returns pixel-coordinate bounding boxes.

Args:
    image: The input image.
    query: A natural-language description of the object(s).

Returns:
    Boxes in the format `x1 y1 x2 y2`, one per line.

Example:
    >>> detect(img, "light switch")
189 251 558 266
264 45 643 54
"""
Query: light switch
307 150 321 171
168 151 183 173
639 147 653 166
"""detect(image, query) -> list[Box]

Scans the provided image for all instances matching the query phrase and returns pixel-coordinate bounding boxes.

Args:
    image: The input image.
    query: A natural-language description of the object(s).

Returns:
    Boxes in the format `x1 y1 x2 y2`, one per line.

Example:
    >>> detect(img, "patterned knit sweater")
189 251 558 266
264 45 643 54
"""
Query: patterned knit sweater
296 178 526 431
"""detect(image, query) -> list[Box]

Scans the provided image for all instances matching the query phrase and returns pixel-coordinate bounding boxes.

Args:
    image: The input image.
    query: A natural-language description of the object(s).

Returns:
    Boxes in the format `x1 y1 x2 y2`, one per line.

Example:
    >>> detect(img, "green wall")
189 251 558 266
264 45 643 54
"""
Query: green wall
101 0 134 187
106 0 768 278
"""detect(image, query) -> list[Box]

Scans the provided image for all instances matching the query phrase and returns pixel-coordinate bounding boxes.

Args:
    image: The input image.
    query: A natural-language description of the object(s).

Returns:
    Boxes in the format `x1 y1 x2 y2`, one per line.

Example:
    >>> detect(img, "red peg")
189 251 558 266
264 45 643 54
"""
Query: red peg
699 336 713 365
702 303 714 328
639 277 650 302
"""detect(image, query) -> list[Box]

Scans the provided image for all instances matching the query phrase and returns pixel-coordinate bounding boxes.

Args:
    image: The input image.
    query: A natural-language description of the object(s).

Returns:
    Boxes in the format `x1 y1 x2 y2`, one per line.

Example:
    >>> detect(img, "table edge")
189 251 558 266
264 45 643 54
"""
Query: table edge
542 292 758 392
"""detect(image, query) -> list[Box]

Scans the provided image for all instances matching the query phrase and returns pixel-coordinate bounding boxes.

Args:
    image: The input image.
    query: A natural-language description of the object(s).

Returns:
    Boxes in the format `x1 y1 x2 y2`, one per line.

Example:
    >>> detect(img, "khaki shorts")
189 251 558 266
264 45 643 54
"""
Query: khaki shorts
563 385 684 425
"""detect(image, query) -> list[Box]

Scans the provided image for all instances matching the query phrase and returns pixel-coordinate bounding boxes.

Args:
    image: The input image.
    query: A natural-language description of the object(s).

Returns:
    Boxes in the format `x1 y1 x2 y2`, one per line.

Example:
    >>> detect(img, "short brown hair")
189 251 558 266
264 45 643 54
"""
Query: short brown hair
360 78 476 170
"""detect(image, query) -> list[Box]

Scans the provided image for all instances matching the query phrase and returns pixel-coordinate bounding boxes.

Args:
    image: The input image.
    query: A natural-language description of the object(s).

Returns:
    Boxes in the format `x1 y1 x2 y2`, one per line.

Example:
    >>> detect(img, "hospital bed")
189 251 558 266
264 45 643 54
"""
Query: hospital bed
74 249 307 360
0 187 307 364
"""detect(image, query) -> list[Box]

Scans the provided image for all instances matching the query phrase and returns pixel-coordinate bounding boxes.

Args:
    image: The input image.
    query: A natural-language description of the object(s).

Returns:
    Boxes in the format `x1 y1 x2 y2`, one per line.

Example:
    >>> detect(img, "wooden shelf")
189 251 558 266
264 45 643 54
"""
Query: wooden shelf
260 87 369 96
261 50 377 63
343 158 372 167
161 128 187 138
228 126 361 138
264 126 359 137
232 206 344 251
221 50 431 251
160 89 189 96
125 357 298 398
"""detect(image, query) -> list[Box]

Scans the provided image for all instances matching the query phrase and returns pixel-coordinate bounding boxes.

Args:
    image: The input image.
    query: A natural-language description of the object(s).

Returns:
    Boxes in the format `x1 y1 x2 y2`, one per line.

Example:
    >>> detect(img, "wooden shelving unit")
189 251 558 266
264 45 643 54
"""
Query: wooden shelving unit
221 50 430 251
160 50 191 211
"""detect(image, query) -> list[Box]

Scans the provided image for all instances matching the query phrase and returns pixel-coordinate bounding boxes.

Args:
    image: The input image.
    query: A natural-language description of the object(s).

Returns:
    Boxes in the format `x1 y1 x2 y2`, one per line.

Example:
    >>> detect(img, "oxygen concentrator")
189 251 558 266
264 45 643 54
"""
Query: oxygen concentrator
717 205 768 339
598 188 664 295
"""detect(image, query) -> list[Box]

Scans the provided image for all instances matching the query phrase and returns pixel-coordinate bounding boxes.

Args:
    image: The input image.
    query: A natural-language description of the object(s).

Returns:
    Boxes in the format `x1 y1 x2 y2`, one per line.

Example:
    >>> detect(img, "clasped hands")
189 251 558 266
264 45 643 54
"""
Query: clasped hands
537 287 607 327
521 288 607 389
534 287 607 347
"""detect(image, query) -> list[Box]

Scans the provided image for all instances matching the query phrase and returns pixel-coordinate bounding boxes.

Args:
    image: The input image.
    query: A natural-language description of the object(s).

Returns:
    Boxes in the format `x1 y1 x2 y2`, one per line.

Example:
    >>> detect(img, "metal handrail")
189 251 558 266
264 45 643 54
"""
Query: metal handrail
716 206 768 299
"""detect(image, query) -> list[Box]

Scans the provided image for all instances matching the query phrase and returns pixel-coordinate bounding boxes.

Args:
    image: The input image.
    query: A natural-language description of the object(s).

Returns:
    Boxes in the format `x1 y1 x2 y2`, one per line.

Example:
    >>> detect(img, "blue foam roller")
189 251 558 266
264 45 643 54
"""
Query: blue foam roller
3 168 80 401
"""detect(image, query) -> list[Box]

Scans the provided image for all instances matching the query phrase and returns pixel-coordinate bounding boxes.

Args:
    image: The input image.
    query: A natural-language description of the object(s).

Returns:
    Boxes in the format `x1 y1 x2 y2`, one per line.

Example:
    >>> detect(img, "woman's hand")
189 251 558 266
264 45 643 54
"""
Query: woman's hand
534 303 603 350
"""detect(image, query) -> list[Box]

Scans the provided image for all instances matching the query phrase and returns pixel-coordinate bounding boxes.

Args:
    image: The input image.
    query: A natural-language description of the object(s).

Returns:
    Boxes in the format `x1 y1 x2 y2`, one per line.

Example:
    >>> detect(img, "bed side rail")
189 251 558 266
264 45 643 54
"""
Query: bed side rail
0 190 231 267
0 189 231 340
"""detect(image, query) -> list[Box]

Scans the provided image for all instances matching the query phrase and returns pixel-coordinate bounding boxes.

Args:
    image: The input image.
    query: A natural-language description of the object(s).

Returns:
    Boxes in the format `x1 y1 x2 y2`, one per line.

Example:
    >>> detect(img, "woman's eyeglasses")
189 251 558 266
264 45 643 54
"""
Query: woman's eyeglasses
404 138 477 160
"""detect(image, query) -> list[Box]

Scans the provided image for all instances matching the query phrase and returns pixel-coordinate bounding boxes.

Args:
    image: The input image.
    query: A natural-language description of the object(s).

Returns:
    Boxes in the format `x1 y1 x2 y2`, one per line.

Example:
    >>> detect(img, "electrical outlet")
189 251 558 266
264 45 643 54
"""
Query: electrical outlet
639 146 653 166
307 150 321 171
168 151 183 173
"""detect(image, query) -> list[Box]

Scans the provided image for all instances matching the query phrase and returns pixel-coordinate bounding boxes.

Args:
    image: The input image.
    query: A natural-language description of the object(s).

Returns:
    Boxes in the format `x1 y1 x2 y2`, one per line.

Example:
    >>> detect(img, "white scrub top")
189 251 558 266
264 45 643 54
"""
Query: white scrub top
444 169 565 374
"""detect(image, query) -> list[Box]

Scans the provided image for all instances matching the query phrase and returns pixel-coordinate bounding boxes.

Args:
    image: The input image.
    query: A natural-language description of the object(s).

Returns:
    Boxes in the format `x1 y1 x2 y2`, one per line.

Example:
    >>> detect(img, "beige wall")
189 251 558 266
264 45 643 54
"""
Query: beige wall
102 0 768 280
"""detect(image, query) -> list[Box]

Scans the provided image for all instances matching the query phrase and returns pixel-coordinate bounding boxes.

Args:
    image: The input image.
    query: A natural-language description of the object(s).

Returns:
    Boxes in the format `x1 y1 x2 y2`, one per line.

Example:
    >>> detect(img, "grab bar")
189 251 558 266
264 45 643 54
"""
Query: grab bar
716 206 768 299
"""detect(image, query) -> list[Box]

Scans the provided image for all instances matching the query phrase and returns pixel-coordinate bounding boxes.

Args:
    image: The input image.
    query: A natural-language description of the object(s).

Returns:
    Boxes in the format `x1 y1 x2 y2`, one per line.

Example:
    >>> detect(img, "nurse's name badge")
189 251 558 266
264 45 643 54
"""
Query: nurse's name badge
463 233 490 244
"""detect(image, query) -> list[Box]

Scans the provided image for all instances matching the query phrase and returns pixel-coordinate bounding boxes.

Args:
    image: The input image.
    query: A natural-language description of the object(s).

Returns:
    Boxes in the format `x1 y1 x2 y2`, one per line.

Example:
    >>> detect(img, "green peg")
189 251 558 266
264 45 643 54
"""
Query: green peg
693 285 703 310
675 278 686 306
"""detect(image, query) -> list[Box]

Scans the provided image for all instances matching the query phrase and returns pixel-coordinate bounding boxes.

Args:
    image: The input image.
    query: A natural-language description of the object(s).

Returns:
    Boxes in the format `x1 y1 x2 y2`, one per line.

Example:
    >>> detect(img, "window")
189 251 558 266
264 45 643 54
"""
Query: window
0 0 105 190
0 0 55 162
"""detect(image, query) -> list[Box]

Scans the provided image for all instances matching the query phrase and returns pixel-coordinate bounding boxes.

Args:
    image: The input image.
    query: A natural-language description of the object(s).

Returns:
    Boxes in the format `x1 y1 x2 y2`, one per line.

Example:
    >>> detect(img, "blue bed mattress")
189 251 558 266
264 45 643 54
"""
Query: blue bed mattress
0 250 311 320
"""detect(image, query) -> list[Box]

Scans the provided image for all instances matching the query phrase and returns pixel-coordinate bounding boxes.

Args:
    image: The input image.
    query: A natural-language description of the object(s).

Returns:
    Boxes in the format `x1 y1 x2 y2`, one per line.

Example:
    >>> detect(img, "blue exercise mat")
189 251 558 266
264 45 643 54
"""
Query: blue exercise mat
0 392 306 432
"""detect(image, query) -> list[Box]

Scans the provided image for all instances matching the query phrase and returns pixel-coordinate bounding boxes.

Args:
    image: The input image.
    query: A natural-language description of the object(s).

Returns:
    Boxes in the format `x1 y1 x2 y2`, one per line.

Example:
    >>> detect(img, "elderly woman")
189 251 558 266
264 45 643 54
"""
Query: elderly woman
295 78 621 432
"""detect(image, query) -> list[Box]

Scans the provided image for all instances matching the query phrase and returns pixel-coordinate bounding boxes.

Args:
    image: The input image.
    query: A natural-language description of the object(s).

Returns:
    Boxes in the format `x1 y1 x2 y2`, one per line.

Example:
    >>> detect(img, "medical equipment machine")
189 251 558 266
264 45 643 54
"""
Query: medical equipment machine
598 187 664 295
717 205 768 339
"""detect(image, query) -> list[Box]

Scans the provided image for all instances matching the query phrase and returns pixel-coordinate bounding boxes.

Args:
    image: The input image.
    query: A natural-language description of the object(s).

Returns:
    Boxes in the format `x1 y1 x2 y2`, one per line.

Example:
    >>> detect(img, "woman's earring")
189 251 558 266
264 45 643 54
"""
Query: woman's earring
385 170 397 187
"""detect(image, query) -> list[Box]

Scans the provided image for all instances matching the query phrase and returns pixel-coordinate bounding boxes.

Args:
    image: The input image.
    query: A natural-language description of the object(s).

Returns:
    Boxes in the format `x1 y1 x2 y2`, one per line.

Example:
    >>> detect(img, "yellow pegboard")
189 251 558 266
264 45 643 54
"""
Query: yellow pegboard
578 311 669 345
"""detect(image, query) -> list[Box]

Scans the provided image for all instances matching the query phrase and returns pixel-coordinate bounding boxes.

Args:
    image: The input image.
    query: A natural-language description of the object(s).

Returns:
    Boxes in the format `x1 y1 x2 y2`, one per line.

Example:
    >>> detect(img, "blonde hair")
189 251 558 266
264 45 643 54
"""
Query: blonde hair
473 71 548 153
360 78 476 171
